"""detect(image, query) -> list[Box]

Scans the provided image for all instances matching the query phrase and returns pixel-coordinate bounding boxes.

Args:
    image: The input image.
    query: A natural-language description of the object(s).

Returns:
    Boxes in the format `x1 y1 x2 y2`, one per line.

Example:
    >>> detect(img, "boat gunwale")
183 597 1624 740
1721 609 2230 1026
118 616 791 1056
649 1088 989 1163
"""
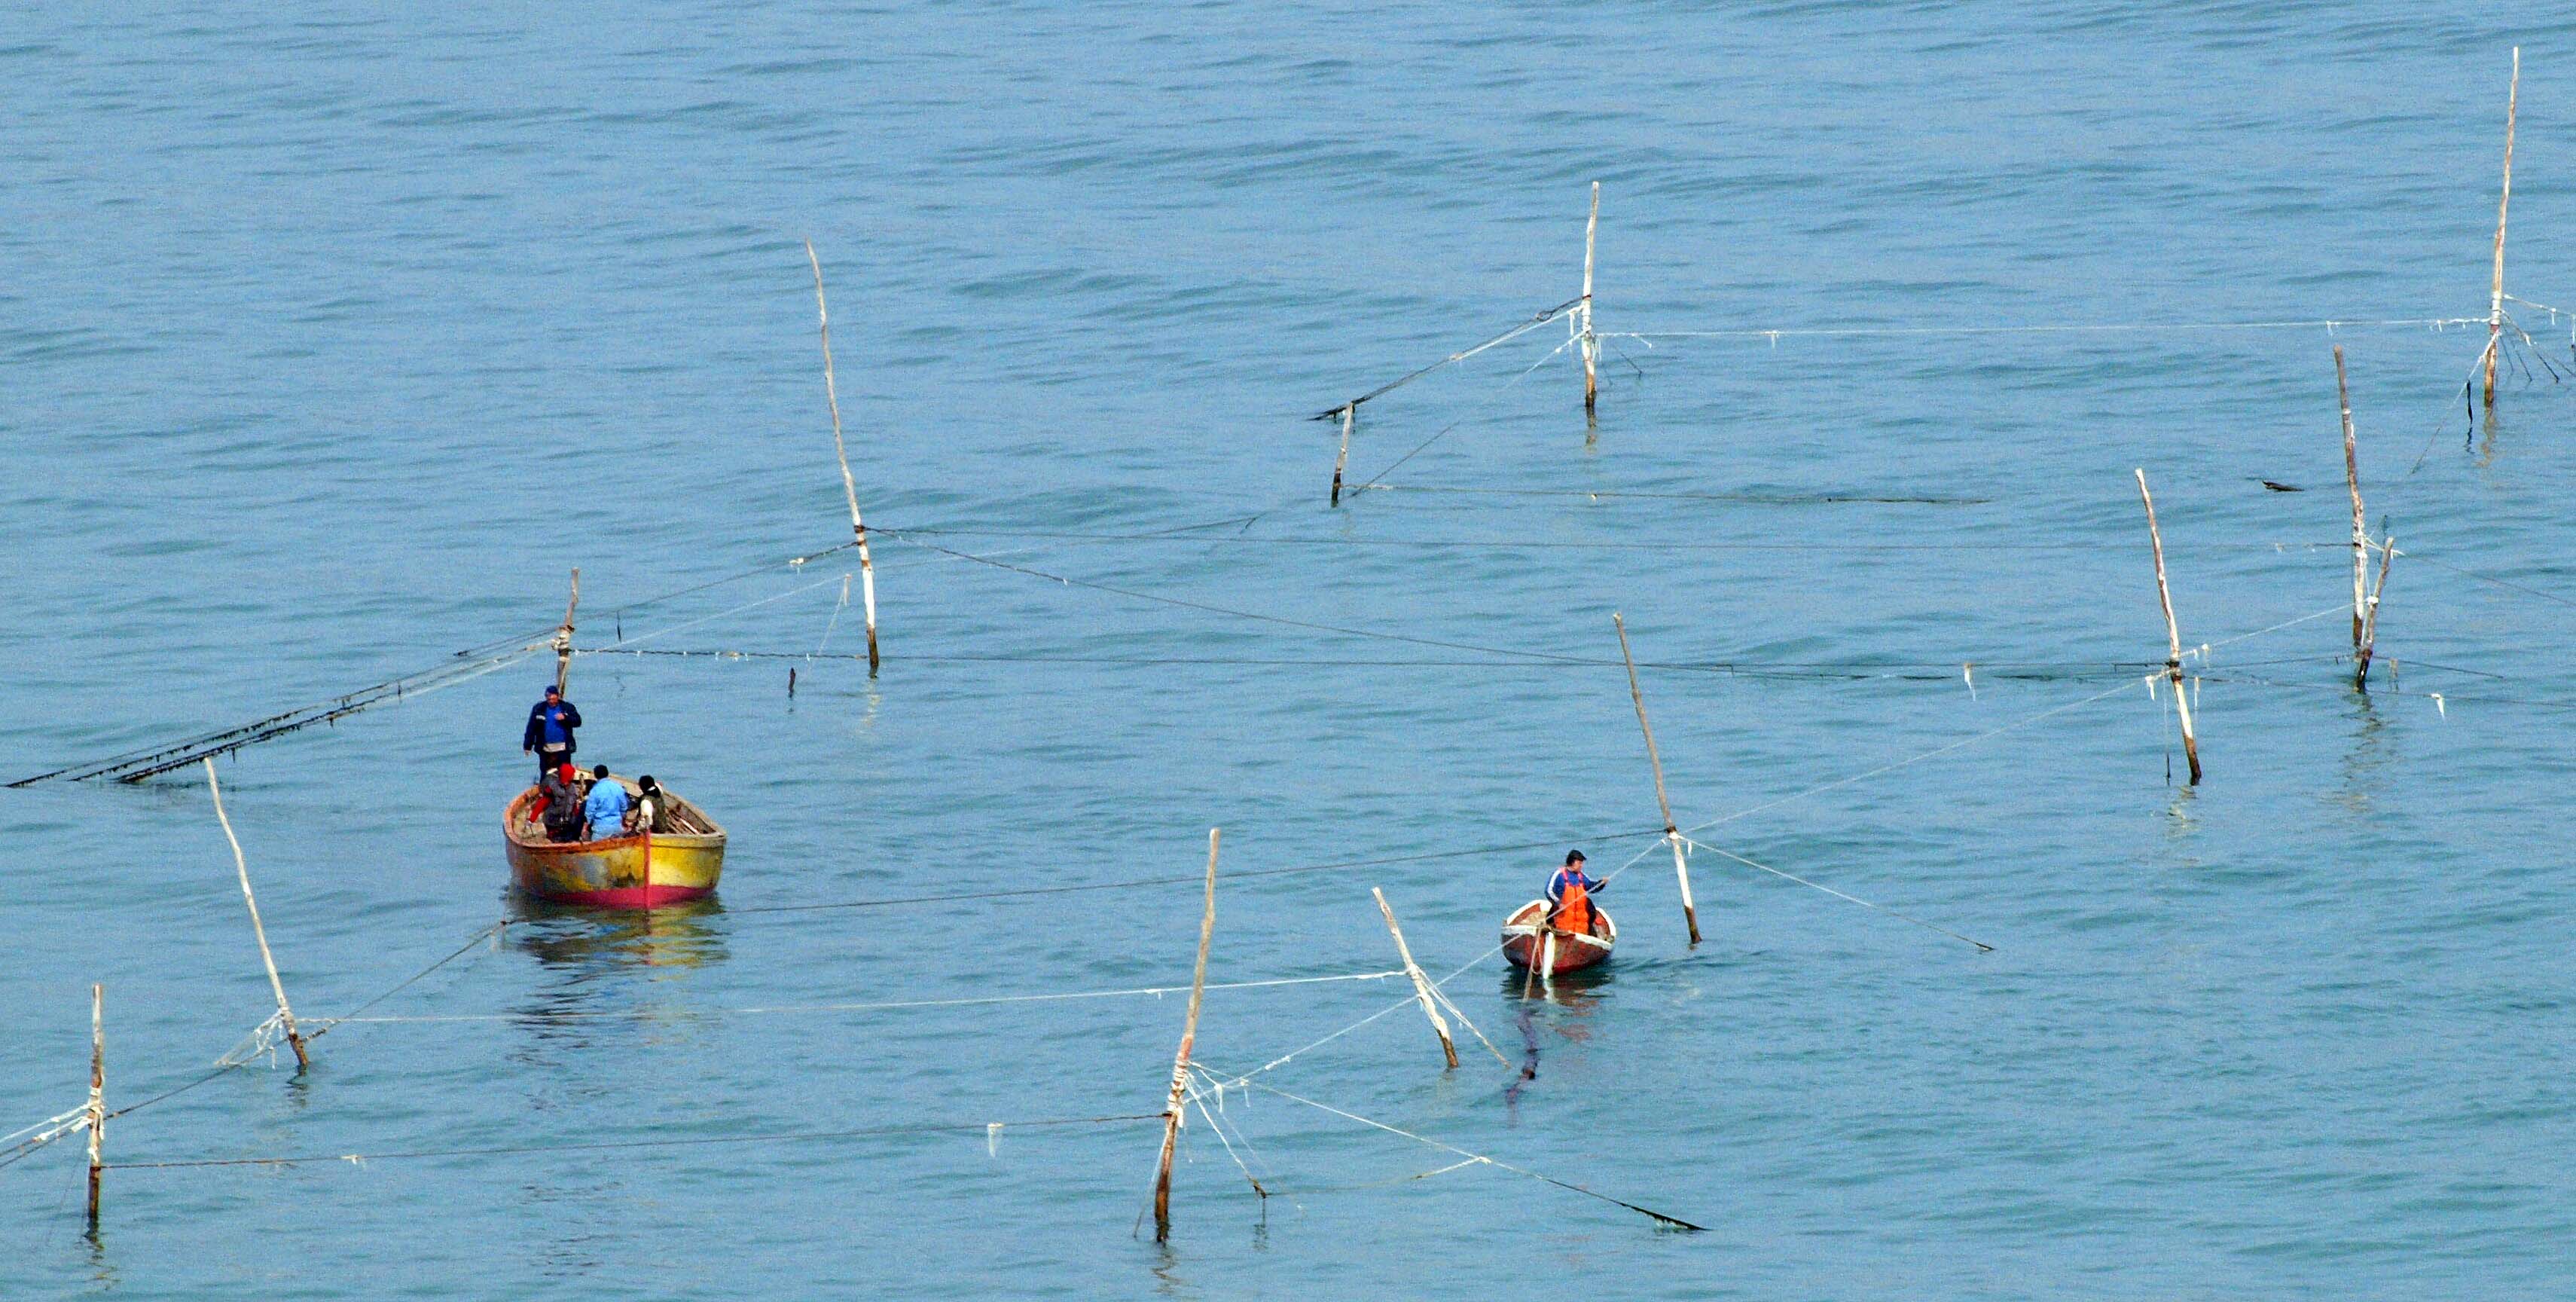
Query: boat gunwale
1500 897 1617 951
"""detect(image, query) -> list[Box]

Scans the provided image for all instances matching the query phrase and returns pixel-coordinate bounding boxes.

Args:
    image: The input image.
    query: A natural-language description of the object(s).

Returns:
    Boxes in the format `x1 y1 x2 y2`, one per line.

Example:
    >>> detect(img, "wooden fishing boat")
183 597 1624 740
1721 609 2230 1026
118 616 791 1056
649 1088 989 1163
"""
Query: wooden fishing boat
504 775 726 908
1500 899 1616 973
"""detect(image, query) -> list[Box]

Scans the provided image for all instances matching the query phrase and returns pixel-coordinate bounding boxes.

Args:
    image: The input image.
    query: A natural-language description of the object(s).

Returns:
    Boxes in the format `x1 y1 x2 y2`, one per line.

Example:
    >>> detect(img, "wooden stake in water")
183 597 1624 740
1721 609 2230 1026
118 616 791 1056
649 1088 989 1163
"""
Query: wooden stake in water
1152 828 1220 1242
1330 405 1354 507
205 760 310 1071
1613 613 1702 945
1582 181 1600 417
552 567 580 695
806 240 881 677
1372 888 1457 1070
2337 346 2367 664
2134 470 2202 785
2486 47 2520 411
2358 531 2396 689
84 983 103 1227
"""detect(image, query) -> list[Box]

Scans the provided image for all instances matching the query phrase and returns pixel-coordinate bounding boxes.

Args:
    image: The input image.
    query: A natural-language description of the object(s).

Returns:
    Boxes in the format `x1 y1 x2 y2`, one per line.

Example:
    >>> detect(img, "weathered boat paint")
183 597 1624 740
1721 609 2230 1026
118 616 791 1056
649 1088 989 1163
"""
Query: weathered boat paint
504 778 726 908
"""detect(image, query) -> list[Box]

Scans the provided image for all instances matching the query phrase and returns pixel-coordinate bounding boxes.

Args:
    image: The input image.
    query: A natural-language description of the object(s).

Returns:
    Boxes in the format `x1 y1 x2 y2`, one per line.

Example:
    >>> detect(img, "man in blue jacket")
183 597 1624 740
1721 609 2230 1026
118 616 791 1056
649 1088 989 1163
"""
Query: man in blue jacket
523 683 581 780
582 764 632 842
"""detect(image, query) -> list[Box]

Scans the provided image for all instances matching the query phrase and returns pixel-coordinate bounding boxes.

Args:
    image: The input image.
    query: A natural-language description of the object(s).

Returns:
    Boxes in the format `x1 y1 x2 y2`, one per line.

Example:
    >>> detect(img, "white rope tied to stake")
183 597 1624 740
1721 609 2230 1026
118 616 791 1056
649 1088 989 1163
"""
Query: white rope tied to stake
214 1010 289 1069
1194 1061 1704 1231
0 1105 91 1170
0 1105 90 1151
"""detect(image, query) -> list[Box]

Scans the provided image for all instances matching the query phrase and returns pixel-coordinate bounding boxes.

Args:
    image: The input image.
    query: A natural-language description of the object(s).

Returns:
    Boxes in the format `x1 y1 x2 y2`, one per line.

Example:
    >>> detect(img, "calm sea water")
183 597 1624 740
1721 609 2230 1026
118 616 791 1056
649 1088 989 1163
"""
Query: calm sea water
7 3 2576 1297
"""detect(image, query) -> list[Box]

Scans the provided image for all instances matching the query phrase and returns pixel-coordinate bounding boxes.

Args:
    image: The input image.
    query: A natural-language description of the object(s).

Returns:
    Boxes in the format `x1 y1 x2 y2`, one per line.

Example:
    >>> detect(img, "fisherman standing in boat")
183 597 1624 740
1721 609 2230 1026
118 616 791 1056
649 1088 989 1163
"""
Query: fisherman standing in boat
523 683 582 781
1546 850 1604 937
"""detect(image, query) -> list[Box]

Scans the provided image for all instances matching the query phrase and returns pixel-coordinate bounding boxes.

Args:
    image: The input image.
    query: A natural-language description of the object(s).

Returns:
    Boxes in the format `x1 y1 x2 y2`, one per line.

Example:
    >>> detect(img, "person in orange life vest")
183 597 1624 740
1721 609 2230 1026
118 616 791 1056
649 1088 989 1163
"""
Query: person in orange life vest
1546 850 1604 936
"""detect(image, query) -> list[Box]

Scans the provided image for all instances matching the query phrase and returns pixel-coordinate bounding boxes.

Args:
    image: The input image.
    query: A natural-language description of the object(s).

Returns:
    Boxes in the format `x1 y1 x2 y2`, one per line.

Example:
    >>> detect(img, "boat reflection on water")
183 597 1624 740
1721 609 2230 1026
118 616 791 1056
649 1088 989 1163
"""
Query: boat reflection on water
1500 960 1614 1010
509 897 729 972
1503 964 1614 1106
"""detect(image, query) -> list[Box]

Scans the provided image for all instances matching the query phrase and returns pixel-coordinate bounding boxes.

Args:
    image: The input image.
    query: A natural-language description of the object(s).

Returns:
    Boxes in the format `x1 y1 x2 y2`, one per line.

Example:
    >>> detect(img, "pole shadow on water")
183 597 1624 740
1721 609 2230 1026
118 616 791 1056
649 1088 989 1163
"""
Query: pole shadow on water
1500 965 1614 1108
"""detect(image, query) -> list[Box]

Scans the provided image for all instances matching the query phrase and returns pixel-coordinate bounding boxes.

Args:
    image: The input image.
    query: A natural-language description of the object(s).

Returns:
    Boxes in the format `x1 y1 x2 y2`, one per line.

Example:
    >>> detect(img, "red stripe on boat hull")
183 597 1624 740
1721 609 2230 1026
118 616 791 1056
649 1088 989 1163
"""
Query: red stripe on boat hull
524 882 716 909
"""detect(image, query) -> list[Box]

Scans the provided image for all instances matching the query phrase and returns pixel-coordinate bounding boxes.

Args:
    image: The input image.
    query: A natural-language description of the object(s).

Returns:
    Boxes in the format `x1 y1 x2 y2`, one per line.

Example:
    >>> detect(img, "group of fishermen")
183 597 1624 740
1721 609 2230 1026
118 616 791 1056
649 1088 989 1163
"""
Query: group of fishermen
522 683 672 842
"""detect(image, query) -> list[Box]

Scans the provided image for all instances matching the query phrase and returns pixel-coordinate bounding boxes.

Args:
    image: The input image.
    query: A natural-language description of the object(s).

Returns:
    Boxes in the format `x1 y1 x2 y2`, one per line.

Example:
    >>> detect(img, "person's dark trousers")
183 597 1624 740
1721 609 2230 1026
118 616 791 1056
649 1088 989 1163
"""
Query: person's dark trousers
536 748 569 781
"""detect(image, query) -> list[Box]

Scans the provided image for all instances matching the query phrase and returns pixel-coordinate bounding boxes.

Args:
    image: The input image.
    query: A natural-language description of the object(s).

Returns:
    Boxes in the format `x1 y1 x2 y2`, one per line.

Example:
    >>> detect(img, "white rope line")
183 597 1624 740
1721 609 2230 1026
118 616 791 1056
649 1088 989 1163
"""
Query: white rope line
1195 1063 1702 1230
323 969 1408 1025
1426 984 1512 1069
1603 316 2486 343
812 573 851 659
1677 836 1991 951
0 1103 88 1139
590 572 851 654
1346 334 1581 497
2183 604 2346 658
1670 676 2146 842
213 1010 289 1069
1184 1075 1271 1201
2406 343 2515 476
2504 292 2575 319
1316 298 1584 419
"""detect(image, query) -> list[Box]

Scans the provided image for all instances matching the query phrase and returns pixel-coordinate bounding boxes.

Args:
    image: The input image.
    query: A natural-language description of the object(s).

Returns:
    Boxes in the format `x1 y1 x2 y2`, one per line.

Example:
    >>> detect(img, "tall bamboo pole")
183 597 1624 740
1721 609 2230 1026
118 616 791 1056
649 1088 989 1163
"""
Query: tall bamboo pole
204 760 310 1071
552 567 580 695
1613 613 1701 945
1372 888 1457 1069
2337 347 2366 662
806 240 881 676
2486 47 2519 411
1582 182 1600 417
84 983 103 1227
1152 828 1220 1242
2134 470 2202 784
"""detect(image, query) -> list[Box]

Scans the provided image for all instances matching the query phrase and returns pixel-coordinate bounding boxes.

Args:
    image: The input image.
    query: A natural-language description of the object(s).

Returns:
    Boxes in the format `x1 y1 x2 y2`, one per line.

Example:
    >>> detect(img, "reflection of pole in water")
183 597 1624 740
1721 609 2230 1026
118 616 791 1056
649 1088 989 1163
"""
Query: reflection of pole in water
1506 1005 1543 1108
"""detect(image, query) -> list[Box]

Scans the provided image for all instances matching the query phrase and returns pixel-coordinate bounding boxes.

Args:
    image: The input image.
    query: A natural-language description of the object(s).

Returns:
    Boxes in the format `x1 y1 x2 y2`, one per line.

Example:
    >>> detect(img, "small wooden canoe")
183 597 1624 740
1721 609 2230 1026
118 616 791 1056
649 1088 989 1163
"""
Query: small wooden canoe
1500 898 1616 973
504 775 726 908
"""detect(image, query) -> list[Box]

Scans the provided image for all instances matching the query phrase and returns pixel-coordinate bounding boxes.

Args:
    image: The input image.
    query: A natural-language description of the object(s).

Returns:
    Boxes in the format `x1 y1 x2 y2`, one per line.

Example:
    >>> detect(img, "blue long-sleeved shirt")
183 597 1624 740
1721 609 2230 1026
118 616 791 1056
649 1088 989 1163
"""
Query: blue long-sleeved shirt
1545 867 1603 903
584 780 631 839
524 698 581 750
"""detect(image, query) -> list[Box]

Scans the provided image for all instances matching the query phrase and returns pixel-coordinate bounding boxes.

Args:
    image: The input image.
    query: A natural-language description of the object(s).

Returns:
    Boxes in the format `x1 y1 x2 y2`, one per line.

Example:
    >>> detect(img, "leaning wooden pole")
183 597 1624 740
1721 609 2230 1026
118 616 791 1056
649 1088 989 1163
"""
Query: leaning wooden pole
204 760 310 1071
84 983 103 1227
2134 470 2202 784
2486 46 2520 411
1613 613 1702 945
1581 181 1600 417
1372 888 1457 1070
2337 347 2367 663
552 567 580 695
2358 532 2397 689
1330 405 1354 507
806 240 881 676
1152 827 1220 1242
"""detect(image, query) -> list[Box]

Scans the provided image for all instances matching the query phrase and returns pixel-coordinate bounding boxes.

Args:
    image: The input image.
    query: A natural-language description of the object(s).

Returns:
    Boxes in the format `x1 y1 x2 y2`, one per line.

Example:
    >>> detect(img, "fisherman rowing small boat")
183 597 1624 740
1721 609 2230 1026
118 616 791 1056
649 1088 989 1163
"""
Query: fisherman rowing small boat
1501 849 1616 973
